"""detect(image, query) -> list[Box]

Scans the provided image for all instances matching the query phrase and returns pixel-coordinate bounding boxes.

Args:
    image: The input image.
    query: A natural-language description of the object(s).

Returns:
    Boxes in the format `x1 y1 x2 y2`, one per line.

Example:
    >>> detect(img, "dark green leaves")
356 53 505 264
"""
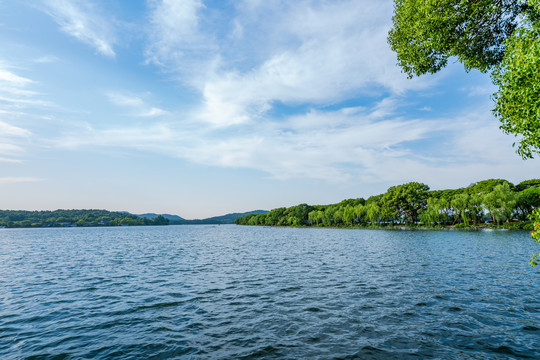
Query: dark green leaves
492 21 540 158
388 0 540 158
388 0 523 78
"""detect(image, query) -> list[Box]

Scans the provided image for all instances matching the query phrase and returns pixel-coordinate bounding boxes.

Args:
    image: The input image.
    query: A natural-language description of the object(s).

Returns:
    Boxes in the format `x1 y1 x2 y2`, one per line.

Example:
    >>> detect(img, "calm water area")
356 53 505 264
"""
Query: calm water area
1 225 539 359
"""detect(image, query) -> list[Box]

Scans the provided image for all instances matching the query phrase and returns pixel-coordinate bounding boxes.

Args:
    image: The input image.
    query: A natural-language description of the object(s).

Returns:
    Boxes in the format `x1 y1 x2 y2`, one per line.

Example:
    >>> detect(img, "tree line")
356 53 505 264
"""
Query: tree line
236 179 540 230
0 209 169 228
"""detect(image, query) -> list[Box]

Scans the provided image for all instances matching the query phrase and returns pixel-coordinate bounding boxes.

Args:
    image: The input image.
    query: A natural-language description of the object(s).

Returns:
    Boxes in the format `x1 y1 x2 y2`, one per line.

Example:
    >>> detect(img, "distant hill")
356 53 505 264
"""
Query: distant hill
0 209 266 228
135 210 268 224
170 210 268 225
137 213 185 221
0 209 170 228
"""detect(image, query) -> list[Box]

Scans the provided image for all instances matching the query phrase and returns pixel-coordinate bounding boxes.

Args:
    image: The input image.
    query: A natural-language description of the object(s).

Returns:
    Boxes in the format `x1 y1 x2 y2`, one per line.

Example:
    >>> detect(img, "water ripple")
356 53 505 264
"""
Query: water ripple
0 226 539 359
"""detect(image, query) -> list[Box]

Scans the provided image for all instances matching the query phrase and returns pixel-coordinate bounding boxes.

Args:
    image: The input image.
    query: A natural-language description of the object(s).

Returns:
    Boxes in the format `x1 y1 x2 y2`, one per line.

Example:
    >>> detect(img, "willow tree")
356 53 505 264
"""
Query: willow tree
388 0 540 158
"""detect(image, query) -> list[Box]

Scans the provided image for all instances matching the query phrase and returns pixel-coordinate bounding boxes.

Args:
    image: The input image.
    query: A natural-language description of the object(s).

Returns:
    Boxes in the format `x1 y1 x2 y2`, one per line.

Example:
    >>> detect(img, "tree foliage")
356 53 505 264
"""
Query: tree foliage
388 0 540 157
236 178 539 230
482 183 517 224
492 12 540 158
381 182 429 223
388 0 526 77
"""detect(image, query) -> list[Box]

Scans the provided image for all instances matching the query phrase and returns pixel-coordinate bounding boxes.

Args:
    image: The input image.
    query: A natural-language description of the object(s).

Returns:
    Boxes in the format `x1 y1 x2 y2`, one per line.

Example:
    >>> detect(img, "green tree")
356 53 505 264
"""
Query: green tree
492 1 540 158
287 203 314 226
264 207 286 226
467 194 485 225
333 208 344 225
235 214 254 225
381 182 430 223
388 0 540 157
388 0 527 77
467 179 514 194
451 193 470 224
515 186 540 220
435 190 459 225
322 206 336 226
248 214 260 225
483 183 517 224
343 205 356 225
365 202 381 225
151 215 169 225
530 209 540 270
354 204 366 224
420 197 445 226
515 178 540 191
308 210 318 226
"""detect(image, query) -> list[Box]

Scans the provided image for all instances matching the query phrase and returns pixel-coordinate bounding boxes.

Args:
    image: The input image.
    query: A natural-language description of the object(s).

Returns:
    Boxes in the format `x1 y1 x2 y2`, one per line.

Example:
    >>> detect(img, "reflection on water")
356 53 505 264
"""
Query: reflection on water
0 226 539 359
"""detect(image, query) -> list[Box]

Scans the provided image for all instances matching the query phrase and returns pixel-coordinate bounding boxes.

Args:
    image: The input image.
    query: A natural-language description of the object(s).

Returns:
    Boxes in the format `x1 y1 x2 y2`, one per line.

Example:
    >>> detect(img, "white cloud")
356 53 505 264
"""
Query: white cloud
182 0 432 127
52 97 447 182
0 121 32 138
139 0 439 131
0 70 34 86
51 94 540 188
0 122 31 163
140 107 169 117
145 0 216 70
0 66 39 163
0 67 40 100
57 123 177 149
184 106 442 182
40 0 116 57
34 55 60 63
106 92 145 107
0 96 53 109
105 91 169 117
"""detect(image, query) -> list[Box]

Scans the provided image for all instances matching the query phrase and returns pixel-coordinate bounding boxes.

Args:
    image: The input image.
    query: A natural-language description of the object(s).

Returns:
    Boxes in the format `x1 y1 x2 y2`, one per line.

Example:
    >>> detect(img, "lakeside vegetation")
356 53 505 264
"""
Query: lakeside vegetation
0 209 169 228
387 0 540 270
236 179 540 230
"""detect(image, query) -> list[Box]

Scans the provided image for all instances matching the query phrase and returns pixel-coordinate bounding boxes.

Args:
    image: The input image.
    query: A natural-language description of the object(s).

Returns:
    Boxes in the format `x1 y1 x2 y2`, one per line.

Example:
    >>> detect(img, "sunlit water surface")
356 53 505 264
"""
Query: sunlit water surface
1 225 539 359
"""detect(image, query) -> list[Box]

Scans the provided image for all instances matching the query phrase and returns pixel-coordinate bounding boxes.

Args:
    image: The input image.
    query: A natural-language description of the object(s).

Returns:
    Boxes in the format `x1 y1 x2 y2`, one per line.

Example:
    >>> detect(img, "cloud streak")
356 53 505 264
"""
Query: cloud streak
0 66 36 163
106 91 169 117
0 70 34 86
39 0 117 57
49 97 475 184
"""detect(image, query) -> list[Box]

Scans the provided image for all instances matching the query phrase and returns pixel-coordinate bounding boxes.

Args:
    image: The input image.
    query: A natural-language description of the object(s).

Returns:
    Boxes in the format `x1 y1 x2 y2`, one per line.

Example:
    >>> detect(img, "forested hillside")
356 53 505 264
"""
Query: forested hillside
236 179 540 229
0 209 169 228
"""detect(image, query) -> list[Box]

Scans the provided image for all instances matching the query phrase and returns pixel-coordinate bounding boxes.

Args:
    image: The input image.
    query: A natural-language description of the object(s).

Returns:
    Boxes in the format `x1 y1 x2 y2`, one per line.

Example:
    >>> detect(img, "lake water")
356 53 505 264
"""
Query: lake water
0 225 539 359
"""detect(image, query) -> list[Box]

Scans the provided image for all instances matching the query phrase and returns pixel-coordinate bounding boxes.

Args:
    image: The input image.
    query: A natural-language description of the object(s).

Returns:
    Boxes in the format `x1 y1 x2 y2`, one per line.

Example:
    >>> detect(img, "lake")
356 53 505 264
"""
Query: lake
0 225 539 359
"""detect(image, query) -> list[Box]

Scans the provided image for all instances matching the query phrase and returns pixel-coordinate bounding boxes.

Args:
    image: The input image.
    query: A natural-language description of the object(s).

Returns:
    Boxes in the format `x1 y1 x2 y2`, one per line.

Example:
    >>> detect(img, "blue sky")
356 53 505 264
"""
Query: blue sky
0 0 538 218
